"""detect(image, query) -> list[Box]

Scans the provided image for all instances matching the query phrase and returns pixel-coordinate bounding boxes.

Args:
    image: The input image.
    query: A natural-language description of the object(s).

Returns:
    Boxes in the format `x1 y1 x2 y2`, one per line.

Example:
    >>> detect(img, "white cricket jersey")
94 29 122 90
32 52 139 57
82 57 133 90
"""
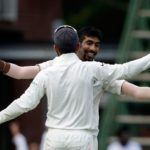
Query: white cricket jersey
0 53 150 136
38 59 55 70
39 60 125 95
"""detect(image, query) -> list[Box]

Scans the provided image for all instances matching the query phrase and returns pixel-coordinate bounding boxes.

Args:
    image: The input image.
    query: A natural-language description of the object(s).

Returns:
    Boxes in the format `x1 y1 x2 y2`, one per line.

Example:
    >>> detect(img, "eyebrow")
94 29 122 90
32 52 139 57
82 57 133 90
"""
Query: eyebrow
86 39 100 44
86 39 99 42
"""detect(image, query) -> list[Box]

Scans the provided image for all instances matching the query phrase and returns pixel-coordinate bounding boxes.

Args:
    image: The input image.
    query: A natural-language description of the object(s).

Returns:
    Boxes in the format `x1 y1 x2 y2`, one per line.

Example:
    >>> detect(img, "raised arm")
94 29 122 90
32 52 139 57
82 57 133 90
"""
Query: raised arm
95 54 150 82
122 81 150 99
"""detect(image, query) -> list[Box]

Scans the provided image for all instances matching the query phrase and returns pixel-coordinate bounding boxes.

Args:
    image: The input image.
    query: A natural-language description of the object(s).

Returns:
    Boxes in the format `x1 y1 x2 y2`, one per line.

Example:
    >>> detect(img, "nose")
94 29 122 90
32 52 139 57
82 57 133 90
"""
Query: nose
90 44 96 51
88 45 97 55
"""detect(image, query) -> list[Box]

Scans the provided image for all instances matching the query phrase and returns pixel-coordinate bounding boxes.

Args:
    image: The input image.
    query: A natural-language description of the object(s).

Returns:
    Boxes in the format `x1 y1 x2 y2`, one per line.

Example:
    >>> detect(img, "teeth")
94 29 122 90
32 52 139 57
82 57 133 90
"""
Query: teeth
88 52 94 57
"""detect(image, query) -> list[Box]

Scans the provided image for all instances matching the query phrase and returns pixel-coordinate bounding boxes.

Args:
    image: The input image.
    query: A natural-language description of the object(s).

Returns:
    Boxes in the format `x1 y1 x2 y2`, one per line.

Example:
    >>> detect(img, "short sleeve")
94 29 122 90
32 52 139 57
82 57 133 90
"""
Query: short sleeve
103 80 125 95
38 60 54 71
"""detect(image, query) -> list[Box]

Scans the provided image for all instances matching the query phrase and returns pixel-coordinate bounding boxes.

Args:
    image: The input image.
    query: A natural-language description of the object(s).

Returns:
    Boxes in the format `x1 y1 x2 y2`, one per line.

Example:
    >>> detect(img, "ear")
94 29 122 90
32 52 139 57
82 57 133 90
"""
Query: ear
54 45 61 56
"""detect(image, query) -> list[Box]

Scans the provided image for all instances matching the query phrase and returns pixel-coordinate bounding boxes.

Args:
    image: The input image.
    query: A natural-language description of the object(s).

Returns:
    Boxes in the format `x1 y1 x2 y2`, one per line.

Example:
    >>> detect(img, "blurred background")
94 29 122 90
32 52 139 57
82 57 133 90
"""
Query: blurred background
0 0 129 43
0 0 150 150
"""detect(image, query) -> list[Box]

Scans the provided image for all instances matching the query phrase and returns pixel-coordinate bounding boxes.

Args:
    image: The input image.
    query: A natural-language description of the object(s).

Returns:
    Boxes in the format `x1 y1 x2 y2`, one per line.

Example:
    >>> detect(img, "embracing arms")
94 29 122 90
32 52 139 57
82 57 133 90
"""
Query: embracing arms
0 60 52 79
0 60 39 79
1 53 150 80
122 81 150 99
104 79 150 100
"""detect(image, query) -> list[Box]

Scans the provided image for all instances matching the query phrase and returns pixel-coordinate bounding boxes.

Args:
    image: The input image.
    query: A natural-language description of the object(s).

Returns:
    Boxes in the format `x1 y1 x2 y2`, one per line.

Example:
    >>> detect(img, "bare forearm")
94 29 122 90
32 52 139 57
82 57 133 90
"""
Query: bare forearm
122 81 150 99
0 59 40 79
135 87 150 99
6 63 40 79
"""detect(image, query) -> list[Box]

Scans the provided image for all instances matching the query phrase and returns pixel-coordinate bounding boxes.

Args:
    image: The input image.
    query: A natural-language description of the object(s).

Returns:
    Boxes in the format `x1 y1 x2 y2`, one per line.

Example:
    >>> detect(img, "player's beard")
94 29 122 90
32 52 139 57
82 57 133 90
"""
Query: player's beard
77 48 97 61
83 49 97 61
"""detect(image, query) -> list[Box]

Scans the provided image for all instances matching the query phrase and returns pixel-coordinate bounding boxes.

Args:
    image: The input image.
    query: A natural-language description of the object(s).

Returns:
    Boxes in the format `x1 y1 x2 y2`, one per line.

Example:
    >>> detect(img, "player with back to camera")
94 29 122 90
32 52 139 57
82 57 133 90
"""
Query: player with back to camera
0 25 150 150
0 26 150 99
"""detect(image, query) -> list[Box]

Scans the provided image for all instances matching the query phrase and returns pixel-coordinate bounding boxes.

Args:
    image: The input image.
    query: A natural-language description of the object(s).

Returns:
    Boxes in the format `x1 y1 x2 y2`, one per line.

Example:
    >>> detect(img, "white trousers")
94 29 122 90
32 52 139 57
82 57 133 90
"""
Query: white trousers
43 129 98 150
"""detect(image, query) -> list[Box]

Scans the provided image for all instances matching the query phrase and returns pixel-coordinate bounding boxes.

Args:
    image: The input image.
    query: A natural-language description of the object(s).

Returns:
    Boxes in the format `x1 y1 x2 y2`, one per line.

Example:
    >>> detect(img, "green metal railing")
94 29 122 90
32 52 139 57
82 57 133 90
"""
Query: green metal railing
98 0 150 149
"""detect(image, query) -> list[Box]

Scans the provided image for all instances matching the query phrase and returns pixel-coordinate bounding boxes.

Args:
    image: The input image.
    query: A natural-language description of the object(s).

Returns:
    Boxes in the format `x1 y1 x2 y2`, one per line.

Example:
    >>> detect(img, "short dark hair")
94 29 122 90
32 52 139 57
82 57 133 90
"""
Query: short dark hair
53 25 79 54
117 126 130 137
78 26 102 43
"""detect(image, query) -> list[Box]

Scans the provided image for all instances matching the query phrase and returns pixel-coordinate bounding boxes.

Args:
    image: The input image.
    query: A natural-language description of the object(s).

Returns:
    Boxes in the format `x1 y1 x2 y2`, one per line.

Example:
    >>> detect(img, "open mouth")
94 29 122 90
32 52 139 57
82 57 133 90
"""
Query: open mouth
85 52 96 61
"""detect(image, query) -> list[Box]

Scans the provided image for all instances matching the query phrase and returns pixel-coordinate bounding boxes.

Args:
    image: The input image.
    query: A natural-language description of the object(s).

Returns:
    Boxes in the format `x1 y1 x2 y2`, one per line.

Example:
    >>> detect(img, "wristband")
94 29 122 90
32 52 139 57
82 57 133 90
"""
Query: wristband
0 60 10 73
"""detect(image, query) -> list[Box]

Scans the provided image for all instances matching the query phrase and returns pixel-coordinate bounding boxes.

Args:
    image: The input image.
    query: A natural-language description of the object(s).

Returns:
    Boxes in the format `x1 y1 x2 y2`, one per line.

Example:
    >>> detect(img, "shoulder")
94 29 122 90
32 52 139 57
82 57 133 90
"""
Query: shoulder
85 61 110 77
82 61 104 69
86 61 110 71
36 66 56 81
38 59 54 70
32 69 48 85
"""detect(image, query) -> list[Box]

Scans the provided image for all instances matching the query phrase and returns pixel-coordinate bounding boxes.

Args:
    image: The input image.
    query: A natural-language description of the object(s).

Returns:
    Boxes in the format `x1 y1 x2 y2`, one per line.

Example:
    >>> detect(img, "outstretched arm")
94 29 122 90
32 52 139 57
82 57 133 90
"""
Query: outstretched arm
0 71 46 124
105 80 150 99
7 63 40 79
0 60 40 79
0 59 53 79
122 81 150 99
95 54 150 82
